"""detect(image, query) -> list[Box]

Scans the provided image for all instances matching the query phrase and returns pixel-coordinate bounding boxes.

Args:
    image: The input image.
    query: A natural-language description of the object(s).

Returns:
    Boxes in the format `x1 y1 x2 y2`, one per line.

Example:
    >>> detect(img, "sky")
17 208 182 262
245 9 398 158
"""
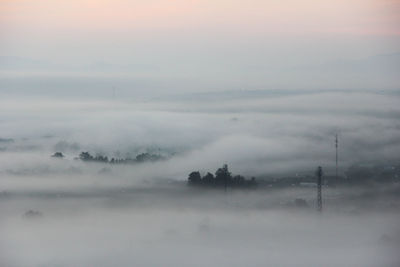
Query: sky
1 0 399 92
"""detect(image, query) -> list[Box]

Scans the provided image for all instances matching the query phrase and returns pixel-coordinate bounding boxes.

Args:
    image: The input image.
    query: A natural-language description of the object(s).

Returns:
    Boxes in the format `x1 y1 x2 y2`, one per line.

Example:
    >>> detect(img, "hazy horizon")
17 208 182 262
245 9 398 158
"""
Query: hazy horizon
1 0 400 94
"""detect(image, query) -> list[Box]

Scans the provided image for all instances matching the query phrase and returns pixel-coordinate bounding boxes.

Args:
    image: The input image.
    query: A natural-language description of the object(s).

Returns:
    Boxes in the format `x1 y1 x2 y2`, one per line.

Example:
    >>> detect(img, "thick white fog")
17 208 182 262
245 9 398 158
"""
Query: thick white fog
1 192 399 267
0 89 400 266
1 90 399 177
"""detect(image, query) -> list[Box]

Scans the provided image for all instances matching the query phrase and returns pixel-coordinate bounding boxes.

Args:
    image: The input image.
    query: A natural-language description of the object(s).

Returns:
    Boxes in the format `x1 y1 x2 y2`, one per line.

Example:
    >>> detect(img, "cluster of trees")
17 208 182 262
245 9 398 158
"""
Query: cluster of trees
79 152 109 162
78 151 165 164
188 164 257 189
51 151 165 164
51 152 64 158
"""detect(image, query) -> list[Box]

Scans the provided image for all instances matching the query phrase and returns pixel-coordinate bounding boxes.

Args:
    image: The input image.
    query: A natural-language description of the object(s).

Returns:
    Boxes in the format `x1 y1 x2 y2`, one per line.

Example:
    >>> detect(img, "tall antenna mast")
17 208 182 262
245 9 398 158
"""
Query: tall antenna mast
316 166 323 212
335 133 338 180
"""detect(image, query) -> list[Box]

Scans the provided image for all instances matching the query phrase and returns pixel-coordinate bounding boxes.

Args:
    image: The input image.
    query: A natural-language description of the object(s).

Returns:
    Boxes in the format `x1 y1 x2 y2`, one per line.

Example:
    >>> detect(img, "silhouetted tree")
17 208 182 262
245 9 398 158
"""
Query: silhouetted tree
215 164 231 191
79 152 93 161
94 154 108 162
51 152 64 158
136 153 164 162
188 171 202 184
202 172 215 185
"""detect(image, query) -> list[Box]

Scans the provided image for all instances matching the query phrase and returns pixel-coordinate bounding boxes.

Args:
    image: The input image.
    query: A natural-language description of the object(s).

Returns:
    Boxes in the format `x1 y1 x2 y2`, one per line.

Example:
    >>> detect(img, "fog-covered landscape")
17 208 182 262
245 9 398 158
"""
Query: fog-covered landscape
1 89 400 266
1 0 400 266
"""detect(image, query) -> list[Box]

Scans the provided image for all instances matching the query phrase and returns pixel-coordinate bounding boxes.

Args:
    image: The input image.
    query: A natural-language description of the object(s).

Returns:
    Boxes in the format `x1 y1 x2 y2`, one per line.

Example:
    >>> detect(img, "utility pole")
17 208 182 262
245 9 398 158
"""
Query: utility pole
316 166 323 212
335 134 338 180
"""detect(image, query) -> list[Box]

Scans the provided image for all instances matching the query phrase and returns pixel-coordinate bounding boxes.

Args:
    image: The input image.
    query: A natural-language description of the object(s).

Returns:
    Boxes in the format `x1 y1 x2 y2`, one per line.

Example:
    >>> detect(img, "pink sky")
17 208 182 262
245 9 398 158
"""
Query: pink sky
0 0 399 81
1 0 399 36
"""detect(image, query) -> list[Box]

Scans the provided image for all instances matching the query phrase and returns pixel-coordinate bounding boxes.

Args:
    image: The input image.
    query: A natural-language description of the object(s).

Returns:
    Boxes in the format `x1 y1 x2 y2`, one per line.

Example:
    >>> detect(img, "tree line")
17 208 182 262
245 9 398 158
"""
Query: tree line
188 164 257 189
52 151 165 164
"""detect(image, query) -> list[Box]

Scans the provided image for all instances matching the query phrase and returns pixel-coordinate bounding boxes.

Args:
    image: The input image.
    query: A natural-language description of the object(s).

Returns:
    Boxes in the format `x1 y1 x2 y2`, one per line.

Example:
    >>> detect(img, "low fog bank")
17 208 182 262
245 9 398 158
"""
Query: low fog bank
1 90 400 181
0 183 400 267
